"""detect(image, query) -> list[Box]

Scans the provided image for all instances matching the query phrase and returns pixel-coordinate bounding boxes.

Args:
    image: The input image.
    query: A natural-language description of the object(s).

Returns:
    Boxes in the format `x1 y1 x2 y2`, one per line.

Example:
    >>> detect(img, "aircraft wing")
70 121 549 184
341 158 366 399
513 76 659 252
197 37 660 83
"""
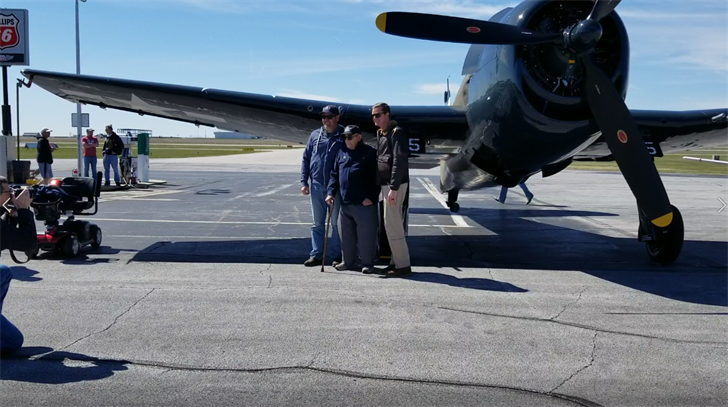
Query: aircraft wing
576 108 728 159
20 69 469 149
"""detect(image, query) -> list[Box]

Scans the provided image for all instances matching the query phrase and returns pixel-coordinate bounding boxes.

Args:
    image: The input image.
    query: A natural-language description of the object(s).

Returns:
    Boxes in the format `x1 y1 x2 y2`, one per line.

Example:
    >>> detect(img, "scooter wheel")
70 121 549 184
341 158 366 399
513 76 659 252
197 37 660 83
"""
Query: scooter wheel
62 235 80 257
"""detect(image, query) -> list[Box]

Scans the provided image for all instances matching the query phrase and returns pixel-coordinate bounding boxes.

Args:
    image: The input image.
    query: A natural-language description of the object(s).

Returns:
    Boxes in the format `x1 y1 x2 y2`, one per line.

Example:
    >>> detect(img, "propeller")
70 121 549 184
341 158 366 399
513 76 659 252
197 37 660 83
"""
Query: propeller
376 0 673 227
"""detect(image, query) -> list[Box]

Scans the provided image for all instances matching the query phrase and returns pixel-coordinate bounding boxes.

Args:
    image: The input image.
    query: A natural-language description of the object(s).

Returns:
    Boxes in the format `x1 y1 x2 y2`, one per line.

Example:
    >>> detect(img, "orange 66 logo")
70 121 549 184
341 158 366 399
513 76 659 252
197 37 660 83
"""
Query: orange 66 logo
0 13 20 50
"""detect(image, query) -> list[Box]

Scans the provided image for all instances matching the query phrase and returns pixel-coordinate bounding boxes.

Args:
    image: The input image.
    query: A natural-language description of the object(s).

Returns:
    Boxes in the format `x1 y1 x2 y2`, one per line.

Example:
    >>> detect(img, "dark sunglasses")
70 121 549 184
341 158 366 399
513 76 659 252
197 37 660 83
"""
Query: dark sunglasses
344 134 359 140
321 115 335 120
371 113 385 118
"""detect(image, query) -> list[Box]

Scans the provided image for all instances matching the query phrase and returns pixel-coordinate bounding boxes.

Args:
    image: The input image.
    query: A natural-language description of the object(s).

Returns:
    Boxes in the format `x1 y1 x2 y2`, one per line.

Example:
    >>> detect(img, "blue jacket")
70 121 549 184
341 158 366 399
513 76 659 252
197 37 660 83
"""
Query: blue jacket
300 125 345 188
328 142 380 205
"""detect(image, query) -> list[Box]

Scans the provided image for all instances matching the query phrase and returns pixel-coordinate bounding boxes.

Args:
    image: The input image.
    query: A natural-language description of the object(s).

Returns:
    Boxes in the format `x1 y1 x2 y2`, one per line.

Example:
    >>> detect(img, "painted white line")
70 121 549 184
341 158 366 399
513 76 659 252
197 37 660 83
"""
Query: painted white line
90 218 469 228
255 183 297 197
417 178 469 228
124 199 180 202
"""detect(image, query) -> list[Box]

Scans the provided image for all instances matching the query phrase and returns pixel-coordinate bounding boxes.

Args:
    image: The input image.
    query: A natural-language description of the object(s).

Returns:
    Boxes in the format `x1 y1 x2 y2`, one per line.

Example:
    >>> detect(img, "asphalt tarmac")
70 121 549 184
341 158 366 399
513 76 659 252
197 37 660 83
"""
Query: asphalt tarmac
1 150 726 407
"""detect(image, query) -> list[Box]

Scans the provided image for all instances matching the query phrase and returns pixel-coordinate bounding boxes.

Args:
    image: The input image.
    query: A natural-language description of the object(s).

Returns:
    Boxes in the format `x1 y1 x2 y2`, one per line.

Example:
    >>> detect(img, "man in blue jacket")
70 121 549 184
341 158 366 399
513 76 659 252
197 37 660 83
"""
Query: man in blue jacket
300 105 345 267
326 125 380 274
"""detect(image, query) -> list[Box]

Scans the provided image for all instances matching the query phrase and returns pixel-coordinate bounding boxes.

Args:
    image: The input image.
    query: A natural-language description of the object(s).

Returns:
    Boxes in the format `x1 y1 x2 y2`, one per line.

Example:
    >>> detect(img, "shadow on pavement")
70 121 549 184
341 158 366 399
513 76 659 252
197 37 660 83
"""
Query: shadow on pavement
0 347 128 384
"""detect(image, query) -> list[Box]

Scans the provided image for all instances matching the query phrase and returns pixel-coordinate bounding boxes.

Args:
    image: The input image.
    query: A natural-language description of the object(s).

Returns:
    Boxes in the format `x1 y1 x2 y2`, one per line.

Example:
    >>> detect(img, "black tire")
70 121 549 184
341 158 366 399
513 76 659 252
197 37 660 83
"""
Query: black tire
90 226 102 249
645 204 684 265
62 235 80 257
448 202 460 213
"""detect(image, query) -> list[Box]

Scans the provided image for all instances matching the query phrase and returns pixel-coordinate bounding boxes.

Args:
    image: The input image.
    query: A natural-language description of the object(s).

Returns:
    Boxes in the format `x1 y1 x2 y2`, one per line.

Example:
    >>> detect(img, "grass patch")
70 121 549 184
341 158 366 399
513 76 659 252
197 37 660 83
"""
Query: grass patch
569 151 728 176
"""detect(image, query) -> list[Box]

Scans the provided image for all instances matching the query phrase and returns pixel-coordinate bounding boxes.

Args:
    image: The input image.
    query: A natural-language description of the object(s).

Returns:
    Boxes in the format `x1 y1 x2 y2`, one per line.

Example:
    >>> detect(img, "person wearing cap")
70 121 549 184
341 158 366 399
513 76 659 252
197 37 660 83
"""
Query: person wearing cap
372 102 411 278
102 125 123 186
325 125 380 274
81 128 99 179
36 128 56 185
300 105 345 267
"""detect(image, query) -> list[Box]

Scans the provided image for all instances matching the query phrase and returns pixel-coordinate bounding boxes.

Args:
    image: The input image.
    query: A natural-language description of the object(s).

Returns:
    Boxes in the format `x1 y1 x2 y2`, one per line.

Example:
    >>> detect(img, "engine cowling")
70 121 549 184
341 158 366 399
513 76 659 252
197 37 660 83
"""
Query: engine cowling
517 0 630 121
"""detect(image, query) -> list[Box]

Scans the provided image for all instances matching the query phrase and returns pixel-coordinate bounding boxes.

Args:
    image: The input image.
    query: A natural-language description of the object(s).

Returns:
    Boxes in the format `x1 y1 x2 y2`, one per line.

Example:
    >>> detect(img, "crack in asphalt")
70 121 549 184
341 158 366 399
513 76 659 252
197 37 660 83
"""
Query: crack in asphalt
2 353 604 407
436 306 726 345
551 287 588 321
59 288 157 351
549 332 599 395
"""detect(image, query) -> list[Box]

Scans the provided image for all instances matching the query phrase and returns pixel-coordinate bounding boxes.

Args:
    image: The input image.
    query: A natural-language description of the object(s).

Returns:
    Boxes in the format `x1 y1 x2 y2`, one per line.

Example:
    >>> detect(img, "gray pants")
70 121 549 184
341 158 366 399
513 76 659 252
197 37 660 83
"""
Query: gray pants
339 204 378 268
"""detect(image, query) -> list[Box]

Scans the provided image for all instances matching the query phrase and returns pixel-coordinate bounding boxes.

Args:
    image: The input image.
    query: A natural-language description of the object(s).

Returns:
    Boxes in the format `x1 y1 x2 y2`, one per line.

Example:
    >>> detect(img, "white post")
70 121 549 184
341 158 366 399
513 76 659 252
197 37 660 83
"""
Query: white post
75 0 83 176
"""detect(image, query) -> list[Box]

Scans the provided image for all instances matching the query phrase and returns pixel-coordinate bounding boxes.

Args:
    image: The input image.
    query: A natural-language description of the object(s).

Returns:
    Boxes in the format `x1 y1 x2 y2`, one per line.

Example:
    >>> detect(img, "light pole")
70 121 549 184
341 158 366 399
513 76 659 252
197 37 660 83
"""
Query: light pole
16 80 21 160
74 0 87 175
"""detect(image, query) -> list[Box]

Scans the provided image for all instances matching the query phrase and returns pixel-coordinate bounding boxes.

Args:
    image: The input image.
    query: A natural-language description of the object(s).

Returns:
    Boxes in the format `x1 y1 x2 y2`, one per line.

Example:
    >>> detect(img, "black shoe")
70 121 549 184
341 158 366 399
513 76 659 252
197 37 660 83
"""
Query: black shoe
304 257 322 267
384 266 412 278
526 194 534 205
332 258 342 267
104 182 110 186
116 182 121 187
362 267 375 274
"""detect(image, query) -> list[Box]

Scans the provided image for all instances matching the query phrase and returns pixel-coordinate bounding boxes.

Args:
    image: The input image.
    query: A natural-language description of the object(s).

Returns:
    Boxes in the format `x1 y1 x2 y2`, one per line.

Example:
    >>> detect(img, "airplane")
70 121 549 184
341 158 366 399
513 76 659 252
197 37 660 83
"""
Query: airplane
19 0 728 265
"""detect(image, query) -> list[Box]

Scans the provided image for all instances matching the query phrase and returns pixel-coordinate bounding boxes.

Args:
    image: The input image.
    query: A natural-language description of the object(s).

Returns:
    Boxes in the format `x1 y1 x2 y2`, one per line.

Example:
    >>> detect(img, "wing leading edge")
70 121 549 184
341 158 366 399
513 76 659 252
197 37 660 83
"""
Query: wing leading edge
21 69 468 146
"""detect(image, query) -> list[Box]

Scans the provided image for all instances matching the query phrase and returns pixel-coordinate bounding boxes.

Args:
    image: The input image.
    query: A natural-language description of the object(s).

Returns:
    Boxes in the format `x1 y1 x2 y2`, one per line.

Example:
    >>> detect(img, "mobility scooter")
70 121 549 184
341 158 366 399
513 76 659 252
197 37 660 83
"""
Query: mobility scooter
30 172 103 258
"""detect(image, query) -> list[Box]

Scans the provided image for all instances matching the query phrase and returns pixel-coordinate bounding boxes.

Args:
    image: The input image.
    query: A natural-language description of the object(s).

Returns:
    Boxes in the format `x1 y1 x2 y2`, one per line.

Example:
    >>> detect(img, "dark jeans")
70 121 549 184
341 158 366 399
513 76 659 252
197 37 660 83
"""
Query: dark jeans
1 265 24 354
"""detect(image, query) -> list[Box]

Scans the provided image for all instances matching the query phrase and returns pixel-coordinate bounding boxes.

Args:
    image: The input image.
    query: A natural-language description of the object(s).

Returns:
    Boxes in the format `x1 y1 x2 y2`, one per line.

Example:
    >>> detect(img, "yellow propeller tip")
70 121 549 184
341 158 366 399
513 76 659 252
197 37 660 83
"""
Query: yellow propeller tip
651 212 673 228
376 13 387 33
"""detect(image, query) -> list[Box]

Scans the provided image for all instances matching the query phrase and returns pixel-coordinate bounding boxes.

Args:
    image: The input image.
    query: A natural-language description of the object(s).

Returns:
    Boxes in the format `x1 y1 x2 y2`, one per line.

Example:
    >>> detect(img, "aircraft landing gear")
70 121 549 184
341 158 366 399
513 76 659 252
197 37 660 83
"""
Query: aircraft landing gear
446 189 460 213
638 204 684 265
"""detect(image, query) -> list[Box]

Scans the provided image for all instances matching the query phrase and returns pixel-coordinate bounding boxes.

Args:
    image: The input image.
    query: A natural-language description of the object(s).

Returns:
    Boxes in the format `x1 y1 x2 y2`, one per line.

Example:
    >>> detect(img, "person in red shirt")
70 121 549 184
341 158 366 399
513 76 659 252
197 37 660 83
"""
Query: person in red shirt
81 128 99 179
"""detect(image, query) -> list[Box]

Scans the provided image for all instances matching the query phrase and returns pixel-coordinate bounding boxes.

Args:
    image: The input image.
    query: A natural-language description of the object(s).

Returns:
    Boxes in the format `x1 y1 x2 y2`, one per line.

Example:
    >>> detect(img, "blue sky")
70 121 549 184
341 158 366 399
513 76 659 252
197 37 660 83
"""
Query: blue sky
1 0 726 138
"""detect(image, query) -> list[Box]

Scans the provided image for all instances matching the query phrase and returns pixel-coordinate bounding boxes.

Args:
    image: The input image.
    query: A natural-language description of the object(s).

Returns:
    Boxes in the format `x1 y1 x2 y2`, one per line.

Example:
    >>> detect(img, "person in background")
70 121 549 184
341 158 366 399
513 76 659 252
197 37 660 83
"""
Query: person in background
82 128 99 179
495 182 534 204
36 128 56 185
102 125 123 187
300 105 345 268
326 125 380 274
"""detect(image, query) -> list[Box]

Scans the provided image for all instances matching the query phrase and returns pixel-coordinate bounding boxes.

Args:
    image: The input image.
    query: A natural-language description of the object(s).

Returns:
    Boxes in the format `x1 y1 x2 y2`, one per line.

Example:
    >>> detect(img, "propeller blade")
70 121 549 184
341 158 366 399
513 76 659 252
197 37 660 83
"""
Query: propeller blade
580 54 674 227
375 12 562 45
587 0 622 21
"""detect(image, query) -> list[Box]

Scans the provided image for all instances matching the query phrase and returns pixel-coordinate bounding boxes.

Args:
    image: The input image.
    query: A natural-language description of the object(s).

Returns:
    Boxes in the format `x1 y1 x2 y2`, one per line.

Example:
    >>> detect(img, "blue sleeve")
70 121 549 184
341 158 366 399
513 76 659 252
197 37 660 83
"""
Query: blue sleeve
300 135 313 187
327 151 341 197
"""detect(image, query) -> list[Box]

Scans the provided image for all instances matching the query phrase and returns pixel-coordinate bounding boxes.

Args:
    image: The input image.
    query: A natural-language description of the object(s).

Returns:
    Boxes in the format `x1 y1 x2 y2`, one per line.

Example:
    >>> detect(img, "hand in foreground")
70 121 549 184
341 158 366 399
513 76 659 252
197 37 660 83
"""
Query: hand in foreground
387 189 397 205
325 195 335 206
12 188 32 210
301 186 310 196
362 198 373 206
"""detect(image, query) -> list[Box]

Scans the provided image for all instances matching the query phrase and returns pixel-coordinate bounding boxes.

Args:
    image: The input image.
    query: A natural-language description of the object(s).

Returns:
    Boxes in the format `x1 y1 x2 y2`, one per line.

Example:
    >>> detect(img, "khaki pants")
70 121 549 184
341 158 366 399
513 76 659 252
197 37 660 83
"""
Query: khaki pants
381 183 410 269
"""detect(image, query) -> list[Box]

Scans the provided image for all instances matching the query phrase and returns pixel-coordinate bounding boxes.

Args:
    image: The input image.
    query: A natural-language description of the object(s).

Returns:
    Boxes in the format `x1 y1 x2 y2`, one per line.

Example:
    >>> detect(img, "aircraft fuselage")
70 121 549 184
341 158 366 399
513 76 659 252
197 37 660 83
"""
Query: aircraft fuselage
463 0 630 187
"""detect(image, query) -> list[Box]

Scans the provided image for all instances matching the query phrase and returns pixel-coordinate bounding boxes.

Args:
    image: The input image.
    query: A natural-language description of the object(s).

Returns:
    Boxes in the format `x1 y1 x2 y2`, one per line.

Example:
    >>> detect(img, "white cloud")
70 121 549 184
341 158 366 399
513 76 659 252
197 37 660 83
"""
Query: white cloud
343 0 515 19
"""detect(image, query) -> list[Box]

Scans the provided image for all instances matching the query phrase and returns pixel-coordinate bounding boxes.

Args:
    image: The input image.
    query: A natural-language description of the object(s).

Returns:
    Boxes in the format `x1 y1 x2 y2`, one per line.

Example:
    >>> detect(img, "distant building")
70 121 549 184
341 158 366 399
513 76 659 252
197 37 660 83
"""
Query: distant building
214 132 263 140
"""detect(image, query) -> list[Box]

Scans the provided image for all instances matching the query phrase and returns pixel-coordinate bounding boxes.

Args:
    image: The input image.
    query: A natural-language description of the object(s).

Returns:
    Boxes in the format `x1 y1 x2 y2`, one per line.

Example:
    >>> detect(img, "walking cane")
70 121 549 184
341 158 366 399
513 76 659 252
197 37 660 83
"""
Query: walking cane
321 204 332 273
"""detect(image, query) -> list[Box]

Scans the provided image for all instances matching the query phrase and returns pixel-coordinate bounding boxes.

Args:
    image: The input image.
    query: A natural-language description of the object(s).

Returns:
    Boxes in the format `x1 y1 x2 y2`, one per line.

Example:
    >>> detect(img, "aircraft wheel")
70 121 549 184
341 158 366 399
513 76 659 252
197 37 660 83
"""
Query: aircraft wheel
90 226 103 249
447 202 460 213
644 204 684 265
62 235 80 258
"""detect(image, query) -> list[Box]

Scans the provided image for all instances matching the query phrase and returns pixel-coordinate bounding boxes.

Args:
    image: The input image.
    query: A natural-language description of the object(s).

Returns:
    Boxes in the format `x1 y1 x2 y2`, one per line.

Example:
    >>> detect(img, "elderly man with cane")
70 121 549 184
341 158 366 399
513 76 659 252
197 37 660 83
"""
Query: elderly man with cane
325 125 380 274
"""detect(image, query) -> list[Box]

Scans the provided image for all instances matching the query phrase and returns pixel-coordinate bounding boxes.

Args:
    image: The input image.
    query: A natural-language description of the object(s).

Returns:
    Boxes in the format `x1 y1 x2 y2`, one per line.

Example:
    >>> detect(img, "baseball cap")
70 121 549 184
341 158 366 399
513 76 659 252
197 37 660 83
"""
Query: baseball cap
40 128 52 133
86 128 95 132
343 124 361 136
320 105 340 116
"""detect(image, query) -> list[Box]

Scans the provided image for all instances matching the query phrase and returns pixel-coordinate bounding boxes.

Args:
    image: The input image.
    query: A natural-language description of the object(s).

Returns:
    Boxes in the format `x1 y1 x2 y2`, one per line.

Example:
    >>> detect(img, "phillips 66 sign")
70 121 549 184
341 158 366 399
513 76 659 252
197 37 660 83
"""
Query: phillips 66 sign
0 9 29 66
